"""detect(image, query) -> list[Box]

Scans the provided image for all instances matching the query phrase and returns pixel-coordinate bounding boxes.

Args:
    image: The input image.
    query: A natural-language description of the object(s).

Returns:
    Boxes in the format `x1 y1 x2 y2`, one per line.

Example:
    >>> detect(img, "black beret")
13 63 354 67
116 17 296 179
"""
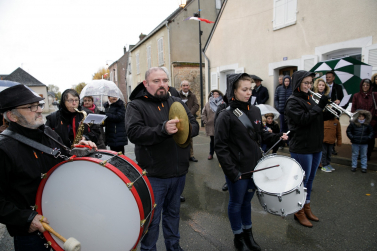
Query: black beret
0 84 44 113
249 75 263 81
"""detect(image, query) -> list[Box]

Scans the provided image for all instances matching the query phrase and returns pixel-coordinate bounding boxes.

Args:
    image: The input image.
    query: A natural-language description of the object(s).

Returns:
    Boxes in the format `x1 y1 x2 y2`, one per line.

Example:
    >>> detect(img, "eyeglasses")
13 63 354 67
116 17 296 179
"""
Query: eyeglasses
83 99 92 102
302 81 313 85
66 99 79 103
16 103 45 112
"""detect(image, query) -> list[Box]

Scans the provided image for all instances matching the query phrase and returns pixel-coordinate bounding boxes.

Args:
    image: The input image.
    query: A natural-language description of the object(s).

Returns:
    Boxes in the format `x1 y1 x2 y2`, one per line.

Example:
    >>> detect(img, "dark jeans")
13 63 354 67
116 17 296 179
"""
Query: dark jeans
14 234 46 251
279 114 289 145
290 152 321 204
140 175 186 251
110 145 125 153
321 143 333 166
209 136 214 155
225 176 256 234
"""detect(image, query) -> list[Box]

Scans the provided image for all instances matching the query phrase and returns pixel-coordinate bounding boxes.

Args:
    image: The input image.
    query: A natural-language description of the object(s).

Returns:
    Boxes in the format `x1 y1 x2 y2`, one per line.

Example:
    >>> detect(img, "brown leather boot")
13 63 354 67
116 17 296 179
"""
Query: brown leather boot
304 203 319 221
294 209 313 227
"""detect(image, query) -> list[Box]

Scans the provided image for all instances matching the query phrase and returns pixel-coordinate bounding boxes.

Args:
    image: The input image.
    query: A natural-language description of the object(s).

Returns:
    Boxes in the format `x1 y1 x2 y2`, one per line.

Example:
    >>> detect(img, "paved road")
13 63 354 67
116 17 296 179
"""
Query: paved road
1 131 376 250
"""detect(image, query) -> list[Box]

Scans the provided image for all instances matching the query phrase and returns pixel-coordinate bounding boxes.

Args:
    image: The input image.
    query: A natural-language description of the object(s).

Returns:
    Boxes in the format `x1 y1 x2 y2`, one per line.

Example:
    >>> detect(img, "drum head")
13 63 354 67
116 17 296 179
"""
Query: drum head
38 159 141 251
253 155 303 194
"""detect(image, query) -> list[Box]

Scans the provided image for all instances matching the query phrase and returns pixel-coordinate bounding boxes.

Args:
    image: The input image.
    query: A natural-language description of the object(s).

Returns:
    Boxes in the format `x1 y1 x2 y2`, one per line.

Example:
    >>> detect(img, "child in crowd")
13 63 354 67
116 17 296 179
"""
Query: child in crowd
321 115 342 172
346 110 374 173
262 113 281 154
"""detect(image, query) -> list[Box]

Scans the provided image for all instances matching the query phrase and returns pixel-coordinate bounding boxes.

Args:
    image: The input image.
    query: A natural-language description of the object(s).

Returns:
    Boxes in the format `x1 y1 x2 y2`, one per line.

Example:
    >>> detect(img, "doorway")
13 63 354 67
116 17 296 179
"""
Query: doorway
279 66 297 77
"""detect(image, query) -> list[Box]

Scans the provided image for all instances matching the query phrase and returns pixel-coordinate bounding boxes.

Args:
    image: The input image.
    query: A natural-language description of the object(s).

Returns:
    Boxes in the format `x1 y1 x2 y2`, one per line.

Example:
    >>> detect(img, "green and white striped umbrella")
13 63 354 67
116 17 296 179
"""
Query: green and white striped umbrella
310 57 373 95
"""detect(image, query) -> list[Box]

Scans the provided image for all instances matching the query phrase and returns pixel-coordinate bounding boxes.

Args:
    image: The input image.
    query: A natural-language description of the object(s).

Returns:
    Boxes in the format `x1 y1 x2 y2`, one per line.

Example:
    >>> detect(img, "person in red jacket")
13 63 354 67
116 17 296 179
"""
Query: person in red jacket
351 79 377 160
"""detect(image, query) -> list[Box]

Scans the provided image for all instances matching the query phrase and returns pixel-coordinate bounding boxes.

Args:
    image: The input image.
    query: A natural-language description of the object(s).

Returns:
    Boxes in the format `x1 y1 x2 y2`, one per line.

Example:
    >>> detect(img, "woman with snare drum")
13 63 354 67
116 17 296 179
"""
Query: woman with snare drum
285 71 330 228
215 73 287 251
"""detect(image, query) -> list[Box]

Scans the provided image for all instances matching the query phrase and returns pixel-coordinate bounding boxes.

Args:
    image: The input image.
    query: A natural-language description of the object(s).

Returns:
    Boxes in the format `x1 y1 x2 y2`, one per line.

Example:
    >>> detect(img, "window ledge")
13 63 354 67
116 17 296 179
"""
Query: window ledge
273 21 296 31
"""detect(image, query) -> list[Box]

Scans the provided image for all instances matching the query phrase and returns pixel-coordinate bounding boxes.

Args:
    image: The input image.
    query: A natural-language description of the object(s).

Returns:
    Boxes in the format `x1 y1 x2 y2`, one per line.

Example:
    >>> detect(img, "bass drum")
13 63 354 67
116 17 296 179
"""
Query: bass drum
36 150 155 251
253 154 306 217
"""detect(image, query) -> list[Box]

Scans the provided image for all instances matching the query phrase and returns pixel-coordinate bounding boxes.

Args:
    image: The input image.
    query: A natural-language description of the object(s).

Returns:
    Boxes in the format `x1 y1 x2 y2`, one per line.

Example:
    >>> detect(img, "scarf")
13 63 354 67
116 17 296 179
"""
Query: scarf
182 91 189 97
87 104 96 113
209 96 223 112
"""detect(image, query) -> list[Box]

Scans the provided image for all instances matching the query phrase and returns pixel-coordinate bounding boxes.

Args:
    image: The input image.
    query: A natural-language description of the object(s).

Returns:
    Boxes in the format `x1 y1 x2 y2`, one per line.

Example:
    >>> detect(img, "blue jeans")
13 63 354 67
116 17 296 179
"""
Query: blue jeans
352 144 368 169
225 176 256 234
140 175 186 251
14 234 46 251
290 152 321 204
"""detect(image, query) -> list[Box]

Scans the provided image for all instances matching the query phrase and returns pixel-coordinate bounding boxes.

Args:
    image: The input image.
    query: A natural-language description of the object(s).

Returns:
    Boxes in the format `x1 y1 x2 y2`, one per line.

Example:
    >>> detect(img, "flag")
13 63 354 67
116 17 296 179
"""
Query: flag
184 17 214 23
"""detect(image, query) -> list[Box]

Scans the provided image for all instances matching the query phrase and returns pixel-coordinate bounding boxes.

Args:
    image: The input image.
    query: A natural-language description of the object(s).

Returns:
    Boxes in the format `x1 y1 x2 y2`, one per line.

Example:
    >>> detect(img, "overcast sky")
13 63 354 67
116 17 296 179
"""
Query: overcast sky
0 0 180 91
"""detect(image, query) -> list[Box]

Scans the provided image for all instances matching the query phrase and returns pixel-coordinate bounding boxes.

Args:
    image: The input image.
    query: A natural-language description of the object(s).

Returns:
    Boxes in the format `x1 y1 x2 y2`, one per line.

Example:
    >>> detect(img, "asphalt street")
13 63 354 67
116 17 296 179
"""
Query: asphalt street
0 131 376 251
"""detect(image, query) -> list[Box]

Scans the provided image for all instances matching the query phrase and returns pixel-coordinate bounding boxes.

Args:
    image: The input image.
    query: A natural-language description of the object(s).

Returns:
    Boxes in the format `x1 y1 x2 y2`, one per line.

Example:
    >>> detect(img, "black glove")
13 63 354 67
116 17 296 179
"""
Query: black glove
318 94 330 109
99 111 105 115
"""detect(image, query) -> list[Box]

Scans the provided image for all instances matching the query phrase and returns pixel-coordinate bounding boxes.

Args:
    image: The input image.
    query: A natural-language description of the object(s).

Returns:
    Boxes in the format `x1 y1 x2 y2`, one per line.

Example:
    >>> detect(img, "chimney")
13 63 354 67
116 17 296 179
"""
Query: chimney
124 46 127 55
139 33 147 41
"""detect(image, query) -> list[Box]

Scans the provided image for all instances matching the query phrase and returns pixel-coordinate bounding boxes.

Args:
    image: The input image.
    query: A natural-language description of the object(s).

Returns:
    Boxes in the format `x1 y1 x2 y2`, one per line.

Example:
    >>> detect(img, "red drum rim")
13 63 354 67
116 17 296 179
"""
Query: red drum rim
35 150 154 251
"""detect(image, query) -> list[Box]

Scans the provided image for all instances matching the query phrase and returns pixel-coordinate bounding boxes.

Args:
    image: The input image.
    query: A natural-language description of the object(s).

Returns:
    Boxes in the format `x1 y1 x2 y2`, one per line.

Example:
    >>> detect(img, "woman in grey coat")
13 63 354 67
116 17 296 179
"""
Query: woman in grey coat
202 89 224 160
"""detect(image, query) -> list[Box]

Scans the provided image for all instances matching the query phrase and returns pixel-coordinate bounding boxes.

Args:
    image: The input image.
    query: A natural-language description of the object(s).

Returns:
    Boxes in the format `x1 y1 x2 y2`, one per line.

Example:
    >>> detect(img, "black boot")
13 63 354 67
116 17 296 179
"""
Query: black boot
234 233 248 251
243 228 261 251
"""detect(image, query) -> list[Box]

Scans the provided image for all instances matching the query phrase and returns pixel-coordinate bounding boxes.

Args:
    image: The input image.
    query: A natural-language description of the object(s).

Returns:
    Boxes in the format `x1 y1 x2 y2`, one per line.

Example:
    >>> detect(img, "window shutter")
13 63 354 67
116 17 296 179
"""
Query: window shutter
285 0 297 24
368 49 377 67
274 0 285 28
147 46 151 69
211 72 218 90
158 38 164 66
136 53 140 74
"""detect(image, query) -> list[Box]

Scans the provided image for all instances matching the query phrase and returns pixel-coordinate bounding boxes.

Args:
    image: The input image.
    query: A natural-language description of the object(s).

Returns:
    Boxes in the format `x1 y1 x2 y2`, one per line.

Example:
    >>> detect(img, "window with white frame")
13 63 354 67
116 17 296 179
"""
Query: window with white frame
136 53 140 74
110 70 114 81
158 37 164 66
147 46 151 69
273 0 297 30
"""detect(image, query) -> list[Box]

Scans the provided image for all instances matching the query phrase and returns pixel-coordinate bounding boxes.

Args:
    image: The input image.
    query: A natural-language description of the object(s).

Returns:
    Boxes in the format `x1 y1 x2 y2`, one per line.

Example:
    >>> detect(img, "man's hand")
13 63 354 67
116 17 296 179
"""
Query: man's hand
77 140 98 150
281 133 289 141
334 100 340 105
165 119 180 135
0 125 7 133
28 214 49 233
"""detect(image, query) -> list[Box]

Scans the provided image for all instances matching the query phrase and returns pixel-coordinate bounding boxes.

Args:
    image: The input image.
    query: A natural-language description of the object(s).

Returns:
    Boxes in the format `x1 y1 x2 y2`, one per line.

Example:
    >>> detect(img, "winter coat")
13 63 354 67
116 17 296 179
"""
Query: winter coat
252 84 269 104
82 105 106 149
323 118 342 145
168 86 180 98
274 76 292 113
264 120 281 148
285 70 324 154
179 90 199 117
126 83 199 179
0 123 67 236
329 81 344 104
46 90 100 148
346 110 374 144
103 99 128 147
202 89 224 136
215 73 282 182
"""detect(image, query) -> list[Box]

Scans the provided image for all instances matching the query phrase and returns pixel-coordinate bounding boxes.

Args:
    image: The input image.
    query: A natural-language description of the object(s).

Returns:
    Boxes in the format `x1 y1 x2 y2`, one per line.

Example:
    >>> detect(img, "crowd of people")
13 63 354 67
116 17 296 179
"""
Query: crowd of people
0 67 376 251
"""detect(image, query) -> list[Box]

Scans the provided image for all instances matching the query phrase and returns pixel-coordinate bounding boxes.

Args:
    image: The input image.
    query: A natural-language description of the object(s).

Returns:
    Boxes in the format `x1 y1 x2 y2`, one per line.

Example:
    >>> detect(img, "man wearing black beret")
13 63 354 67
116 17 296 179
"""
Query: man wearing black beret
0 84 92 250
251 75 269 104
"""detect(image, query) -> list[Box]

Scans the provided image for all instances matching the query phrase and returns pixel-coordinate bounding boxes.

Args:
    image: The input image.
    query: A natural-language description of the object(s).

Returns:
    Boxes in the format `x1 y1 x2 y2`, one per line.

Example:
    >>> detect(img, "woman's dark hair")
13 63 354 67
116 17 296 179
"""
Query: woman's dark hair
62 89 80 101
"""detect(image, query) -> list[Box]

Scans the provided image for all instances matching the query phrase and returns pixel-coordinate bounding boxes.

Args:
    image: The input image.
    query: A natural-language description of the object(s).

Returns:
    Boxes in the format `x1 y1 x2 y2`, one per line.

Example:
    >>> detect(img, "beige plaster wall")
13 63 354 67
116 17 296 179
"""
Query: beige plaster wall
30 86 49 113
131 27 170 88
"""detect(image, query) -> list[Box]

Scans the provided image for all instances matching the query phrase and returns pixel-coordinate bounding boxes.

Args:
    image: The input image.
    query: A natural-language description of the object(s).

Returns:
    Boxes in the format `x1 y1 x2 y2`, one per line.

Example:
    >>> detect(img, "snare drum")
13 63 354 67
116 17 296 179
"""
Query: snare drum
253 154 306 217
36 150 155 251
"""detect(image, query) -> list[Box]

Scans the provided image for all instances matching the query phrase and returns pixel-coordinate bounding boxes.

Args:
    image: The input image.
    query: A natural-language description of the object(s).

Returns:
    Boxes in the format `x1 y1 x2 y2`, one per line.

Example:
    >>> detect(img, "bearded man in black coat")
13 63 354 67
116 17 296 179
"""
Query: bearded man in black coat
126 67 199 251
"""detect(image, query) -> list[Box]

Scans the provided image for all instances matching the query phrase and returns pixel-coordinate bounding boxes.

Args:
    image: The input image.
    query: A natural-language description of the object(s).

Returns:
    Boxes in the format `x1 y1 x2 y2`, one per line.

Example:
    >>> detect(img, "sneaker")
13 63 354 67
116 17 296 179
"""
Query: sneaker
361 169 367 173
328 165 335 171
351 167 356 172
321 166 332 173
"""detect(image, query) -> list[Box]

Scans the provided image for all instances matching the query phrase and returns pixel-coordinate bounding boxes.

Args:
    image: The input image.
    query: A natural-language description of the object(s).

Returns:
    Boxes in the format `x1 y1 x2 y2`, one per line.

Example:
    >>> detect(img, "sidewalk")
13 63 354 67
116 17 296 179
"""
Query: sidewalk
278 144 377 171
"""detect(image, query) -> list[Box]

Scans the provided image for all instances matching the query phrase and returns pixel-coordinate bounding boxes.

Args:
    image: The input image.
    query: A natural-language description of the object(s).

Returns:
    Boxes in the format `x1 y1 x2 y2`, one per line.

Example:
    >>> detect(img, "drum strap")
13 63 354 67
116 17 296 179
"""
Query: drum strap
226 107 261 146
1 129 63 158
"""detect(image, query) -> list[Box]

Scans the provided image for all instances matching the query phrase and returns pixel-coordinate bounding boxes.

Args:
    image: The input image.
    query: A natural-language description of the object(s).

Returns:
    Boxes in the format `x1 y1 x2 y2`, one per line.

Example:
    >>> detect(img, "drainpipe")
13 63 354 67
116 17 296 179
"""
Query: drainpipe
166 22 172 83
202 50 211 98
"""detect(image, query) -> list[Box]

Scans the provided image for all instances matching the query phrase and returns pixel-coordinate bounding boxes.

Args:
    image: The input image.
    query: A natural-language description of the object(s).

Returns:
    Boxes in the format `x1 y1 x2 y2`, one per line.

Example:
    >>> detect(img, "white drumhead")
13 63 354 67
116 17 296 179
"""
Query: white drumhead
253 155 303 194
41 160 141 251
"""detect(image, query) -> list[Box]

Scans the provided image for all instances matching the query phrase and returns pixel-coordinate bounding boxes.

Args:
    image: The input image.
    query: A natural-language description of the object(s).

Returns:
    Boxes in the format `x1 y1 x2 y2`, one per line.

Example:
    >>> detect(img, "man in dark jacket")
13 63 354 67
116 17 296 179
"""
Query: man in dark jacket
103 97 128 152
251 75 269 104
126 67 199 251
179 80 199 162
0 85 70 250
274 75 292 134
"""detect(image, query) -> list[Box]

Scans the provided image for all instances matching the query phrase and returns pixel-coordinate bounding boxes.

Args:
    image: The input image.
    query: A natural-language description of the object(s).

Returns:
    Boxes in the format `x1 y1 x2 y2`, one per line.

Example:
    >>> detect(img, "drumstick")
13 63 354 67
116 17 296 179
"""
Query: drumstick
41 222 81 251
241 164 280 176
265 130 290 155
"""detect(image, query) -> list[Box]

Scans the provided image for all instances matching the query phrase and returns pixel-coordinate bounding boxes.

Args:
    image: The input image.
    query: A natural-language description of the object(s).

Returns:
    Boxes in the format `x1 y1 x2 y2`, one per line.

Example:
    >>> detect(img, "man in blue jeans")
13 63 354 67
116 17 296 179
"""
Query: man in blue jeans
126 67 199 250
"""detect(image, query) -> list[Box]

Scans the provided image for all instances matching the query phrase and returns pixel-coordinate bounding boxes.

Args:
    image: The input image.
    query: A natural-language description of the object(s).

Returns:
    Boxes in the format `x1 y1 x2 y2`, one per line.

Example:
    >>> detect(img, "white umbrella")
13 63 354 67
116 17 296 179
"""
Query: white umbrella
80 79 124 110
255 104 280 120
